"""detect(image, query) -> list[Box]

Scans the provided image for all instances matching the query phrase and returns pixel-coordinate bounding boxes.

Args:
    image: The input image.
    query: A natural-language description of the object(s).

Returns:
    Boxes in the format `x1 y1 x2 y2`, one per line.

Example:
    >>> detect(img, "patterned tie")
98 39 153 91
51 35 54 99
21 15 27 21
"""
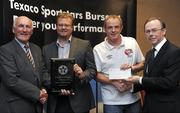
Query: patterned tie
24 44 35 68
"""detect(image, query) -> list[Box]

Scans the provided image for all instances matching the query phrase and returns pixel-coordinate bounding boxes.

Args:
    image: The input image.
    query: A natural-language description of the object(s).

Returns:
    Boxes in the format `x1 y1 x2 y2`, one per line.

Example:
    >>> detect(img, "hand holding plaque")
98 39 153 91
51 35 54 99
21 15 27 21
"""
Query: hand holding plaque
50 58 75 94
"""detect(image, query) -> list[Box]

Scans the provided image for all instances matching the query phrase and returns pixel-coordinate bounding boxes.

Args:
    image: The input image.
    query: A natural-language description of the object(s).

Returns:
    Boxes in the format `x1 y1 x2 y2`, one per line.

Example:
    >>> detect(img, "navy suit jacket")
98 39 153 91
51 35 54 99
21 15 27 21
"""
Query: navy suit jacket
42 37 96 113
0 39 45 113
134 40 180 113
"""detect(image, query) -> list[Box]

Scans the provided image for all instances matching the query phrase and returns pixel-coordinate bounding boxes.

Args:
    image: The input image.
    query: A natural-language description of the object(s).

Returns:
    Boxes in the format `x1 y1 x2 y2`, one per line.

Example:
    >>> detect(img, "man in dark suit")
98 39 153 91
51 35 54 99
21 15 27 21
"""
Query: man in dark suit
127 17 180 113
42 12 96 113
0 16 48 113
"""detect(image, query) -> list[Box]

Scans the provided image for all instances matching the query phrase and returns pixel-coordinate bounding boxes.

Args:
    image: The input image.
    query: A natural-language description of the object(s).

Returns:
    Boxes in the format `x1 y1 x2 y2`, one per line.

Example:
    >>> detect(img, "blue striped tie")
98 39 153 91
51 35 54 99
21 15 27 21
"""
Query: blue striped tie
24 44 35 69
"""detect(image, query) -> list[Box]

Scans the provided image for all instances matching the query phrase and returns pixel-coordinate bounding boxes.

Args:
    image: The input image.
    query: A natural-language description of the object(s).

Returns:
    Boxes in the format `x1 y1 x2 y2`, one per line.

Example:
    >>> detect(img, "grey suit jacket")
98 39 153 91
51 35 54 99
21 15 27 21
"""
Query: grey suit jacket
134 40 180 113
42 37 96 113
0 39 44 113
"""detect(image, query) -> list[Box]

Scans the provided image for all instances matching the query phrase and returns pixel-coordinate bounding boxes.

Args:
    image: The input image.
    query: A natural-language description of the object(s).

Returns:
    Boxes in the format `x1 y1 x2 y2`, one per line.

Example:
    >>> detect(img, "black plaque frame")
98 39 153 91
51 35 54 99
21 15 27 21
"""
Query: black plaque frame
50 58 75 93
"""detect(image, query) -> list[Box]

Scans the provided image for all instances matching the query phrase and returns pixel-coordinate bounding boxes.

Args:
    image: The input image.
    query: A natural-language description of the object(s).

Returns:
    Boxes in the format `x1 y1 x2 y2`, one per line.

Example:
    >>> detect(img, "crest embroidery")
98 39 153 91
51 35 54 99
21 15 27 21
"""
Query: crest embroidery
124 49 133 57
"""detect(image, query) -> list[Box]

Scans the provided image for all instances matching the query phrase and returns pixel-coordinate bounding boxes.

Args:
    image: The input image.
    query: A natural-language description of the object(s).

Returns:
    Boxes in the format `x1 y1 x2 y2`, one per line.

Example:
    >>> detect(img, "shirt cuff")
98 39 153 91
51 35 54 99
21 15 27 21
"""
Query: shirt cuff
130 84 134 92
139 77 143 84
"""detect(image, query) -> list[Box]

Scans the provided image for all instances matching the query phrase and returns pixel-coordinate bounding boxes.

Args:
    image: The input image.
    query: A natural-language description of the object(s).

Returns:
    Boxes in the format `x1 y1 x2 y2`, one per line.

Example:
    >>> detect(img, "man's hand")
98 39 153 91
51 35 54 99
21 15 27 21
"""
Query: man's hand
111 79 132 92
127 76 140 84
39 89 48 104
120 63 132 70
74 64 85 79
59 89 75 96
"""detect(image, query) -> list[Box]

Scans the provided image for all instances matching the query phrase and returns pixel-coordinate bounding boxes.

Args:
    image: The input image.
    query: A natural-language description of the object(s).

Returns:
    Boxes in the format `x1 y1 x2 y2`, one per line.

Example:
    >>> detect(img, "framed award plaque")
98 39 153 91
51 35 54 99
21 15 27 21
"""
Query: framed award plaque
50 58 75 93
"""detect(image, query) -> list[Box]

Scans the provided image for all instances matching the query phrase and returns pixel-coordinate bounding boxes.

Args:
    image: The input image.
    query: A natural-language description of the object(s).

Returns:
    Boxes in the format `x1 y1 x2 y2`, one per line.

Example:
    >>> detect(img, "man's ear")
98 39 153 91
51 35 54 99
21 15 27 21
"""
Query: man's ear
12 27 15 33
120 25 123 32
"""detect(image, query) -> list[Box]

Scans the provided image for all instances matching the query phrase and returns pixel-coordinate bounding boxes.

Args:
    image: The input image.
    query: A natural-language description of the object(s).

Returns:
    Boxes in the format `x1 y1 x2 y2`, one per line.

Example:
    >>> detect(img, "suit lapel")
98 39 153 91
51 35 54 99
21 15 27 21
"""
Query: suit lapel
12 40 41 86
147 41 169 75
29 43 40 70
69 37 78 58
28 43 41 85
144 50 151 75
153 41 169 65
51 42 58 58
12 39 32 68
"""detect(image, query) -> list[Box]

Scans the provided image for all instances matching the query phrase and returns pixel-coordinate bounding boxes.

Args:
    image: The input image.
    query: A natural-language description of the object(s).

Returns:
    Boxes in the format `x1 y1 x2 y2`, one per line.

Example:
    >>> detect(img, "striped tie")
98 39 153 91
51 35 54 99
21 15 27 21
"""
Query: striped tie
24 44 35 68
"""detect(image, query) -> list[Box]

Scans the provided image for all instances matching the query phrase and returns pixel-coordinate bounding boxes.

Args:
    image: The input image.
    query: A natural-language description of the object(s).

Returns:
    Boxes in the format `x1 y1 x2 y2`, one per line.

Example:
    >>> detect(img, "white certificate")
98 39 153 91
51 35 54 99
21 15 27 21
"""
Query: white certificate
108 68 131 80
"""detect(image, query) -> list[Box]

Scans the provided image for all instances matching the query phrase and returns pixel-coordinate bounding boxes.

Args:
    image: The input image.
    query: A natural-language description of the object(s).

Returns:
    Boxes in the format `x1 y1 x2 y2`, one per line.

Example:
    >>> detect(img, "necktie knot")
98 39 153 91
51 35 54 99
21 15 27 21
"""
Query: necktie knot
24 44 30 51
24 44 35 68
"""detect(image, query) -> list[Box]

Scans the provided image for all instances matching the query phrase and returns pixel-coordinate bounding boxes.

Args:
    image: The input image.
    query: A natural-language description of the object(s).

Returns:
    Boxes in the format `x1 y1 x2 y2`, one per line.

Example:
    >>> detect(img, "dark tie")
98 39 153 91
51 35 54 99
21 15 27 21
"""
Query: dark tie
24 44 35 68
148 48 156 71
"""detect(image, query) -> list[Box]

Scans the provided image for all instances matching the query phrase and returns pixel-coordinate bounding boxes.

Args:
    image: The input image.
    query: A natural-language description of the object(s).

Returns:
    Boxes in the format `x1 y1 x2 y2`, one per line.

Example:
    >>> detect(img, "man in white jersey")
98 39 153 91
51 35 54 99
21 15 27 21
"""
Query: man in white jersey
93 15 144 113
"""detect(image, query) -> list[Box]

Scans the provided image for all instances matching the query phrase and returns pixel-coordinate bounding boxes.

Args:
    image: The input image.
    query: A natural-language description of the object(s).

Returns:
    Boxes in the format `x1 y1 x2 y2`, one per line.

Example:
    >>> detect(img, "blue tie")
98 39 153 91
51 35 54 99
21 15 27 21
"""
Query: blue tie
24 44 35 69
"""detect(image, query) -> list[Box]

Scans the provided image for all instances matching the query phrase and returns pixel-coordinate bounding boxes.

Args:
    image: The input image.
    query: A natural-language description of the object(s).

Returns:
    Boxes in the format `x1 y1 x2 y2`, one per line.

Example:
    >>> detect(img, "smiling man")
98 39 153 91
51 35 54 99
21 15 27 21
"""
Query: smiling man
93 15 144 113
42 12 96 113
0 16 48 113
127 17 180 113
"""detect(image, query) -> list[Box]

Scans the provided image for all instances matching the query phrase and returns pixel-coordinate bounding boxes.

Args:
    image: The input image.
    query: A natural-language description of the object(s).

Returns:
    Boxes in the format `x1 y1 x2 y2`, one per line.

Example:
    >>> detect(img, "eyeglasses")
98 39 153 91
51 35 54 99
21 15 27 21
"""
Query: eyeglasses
107 25 121 30
145 28 163 35
58 24 72 28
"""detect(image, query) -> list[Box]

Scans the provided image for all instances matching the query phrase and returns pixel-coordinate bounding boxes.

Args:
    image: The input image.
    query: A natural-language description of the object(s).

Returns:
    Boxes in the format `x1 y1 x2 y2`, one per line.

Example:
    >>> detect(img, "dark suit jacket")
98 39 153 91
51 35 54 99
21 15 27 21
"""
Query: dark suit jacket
0 39 45 113
134 40 180 113
42 37 96 113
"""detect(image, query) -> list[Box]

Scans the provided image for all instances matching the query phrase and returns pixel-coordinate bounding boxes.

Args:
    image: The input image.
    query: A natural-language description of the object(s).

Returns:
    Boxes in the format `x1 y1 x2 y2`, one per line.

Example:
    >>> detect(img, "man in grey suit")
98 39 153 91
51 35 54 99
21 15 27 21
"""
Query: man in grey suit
42 12 96 113
0 16 48 113
127 17 180 113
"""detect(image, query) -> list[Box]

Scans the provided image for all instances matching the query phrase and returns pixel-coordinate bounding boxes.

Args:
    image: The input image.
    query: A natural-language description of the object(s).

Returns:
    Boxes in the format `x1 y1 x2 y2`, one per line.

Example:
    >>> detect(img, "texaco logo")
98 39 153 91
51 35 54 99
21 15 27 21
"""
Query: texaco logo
58 65 68 75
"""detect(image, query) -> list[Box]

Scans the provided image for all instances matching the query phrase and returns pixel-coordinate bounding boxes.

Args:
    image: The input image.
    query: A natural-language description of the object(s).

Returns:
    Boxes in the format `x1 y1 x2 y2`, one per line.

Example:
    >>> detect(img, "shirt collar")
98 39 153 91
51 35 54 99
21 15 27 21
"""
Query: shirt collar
104 34 125 50
56 36 72 47
15 38 29 49
154 37 167 52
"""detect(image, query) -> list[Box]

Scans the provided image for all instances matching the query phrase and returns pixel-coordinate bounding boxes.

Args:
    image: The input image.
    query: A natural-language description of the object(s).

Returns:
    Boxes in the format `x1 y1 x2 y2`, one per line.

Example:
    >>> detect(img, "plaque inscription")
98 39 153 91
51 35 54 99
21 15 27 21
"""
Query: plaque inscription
50 58 75 93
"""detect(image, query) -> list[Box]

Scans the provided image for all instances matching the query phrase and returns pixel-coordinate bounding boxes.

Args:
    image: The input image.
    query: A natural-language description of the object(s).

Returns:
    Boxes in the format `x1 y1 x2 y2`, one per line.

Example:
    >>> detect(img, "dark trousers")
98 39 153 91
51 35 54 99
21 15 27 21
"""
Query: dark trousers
55 96 89 113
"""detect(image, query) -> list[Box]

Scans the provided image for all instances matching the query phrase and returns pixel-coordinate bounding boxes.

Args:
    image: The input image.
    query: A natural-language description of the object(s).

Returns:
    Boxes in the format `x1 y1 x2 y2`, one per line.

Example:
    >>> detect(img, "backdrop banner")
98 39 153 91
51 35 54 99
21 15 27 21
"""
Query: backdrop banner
0 0 136 112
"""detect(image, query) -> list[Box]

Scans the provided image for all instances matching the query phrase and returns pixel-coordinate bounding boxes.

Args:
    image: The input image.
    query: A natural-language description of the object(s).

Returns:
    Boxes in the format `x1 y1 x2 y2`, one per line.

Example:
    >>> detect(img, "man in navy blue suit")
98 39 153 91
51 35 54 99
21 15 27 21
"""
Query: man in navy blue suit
127 17 180 113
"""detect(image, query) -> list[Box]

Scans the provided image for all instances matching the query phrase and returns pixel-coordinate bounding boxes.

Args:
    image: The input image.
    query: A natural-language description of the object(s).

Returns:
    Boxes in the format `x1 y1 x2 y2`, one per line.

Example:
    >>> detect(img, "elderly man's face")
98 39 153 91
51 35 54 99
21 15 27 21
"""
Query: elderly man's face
13 16 33 44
